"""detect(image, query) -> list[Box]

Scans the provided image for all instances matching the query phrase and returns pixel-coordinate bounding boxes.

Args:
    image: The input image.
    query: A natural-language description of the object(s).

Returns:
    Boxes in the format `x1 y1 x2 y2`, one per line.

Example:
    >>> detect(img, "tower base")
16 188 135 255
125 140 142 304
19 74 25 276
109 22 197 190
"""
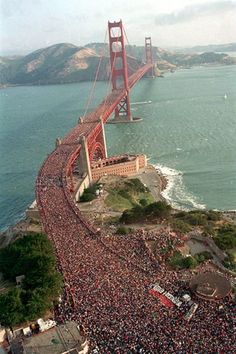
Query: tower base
107 116 143 124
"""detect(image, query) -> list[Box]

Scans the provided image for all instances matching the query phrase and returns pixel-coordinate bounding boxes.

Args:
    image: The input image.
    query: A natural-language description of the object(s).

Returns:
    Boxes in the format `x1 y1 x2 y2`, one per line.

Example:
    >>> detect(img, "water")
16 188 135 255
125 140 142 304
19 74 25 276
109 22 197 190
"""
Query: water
0 65 236 231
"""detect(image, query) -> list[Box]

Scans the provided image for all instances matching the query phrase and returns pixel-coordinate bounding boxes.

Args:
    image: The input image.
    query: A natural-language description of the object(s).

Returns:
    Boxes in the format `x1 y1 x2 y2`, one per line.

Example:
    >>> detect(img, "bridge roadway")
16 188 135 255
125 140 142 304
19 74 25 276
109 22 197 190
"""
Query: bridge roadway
36 63 157 347
36 62 153 232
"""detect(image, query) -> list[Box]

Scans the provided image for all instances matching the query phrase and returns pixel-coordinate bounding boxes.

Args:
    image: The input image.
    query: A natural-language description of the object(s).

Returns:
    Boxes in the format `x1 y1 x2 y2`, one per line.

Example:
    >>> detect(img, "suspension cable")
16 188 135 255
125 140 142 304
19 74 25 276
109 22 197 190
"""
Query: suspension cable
82 29 108 119
100 28 120 117
123 24 144 72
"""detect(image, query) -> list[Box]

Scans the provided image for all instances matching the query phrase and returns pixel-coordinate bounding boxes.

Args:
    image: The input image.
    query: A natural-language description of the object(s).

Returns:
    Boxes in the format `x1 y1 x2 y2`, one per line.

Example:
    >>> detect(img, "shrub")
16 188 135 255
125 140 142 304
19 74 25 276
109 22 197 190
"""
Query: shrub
116 226 131 235
144 201 171 219
79 183 100 202
120 205 145 224
169 251 198 269
194 251 212 263
80 192 95 202
118 189 131 200
213 224 236 250
139 198 148 207
171 219 191 233
214 234 235 250
168 251 184 269
124 179 147 193
202 224 216 237
207 210 221 221
120 201 171 224
174 210 209 226
182 256 198 269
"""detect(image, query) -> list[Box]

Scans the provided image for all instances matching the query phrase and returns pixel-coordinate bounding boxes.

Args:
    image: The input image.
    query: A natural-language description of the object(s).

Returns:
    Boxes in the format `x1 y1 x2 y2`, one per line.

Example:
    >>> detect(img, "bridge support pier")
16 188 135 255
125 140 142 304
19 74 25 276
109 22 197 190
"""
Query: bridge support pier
100 117 108 158
77 136 92 183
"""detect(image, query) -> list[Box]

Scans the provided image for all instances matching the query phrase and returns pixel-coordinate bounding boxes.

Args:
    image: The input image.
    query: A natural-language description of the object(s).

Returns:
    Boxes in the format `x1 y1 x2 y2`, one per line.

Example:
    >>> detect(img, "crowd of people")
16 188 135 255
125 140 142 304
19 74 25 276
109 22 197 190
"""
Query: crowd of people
36 140 235 353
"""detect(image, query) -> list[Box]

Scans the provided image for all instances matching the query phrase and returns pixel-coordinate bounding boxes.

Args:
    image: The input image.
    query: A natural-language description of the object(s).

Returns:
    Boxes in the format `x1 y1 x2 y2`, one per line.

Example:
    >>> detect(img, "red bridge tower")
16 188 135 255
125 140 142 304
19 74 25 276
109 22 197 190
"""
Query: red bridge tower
108 20 132 121
145 37 154 77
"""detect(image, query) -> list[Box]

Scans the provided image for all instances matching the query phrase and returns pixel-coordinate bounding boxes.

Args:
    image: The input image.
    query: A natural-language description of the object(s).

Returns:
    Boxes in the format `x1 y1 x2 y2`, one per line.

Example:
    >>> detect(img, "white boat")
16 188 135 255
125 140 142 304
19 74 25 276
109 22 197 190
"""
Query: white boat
224 94 227 99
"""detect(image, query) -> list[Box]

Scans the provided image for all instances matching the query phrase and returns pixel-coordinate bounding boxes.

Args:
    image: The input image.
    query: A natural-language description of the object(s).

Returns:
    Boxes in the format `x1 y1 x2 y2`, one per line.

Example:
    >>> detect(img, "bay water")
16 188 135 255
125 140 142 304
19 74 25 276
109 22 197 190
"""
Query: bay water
0 65 236 231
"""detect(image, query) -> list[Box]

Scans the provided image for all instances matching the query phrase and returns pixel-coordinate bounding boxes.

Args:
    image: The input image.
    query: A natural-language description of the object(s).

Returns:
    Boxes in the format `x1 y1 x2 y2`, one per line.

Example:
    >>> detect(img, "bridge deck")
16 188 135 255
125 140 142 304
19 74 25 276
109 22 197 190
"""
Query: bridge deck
36 62 159 347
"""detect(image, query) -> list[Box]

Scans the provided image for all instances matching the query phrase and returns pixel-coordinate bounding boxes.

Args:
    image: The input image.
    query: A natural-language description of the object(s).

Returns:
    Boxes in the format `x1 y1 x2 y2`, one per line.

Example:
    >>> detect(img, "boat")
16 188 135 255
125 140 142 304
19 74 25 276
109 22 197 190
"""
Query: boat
224 94 227 100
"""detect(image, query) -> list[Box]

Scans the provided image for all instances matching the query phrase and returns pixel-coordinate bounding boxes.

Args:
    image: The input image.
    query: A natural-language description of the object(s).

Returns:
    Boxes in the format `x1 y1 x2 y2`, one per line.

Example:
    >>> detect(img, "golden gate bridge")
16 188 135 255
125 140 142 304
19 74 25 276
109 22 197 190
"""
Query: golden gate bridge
36 19 155 317
36 20 154 213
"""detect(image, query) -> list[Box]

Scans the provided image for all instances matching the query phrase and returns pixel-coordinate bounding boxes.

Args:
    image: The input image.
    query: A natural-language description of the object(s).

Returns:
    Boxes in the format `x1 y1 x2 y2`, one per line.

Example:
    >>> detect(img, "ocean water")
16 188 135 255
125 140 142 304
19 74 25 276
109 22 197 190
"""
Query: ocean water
0 65 236 231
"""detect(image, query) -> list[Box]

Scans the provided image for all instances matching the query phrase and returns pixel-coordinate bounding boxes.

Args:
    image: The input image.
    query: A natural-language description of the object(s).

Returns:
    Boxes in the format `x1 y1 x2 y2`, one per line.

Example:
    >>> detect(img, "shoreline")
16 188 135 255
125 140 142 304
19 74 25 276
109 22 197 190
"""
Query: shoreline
1 62 236 90
1 164 236 245
0 164 168 243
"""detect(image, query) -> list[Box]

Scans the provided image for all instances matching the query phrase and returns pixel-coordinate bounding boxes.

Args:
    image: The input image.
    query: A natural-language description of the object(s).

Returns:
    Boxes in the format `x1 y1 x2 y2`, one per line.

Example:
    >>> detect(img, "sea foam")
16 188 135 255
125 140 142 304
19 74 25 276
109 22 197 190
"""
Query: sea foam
155 164 206 211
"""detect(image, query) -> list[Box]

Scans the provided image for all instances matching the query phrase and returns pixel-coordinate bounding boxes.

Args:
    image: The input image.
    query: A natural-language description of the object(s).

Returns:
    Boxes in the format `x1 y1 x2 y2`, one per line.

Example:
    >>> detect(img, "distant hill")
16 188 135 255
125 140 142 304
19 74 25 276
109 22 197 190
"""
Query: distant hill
154 51 236 70
176 42 236 53
1 42 236 86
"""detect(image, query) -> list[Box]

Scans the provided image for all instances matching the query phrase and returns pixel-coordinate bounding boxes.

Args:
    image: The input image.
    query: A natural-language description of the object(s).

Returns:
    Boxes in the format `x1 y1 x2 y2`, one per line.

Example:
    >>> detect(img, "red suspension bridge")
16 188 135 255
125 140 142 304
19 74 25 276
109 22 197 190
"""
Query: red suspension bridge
37 20 154 202
36 19 156 344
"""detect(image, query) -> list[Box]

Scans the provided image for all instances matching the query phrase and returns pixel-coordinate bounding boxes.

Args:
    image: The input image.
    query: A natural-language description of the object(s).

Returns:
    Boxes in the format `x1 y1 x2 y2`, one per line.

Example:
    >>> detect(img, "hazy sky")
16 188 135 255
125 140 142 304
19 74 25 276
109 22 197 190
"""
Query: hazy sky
1 0 236 55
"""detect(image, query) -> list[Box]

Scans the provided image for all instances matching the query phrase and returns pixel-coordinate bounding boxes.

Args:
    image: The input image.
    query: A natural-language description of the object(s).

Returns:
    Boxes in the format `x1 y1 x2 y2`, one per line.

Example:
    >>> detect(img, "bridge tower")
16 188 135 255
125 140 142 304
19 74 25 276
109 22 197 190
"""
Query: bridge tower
145 37 154 77
108 20 132 122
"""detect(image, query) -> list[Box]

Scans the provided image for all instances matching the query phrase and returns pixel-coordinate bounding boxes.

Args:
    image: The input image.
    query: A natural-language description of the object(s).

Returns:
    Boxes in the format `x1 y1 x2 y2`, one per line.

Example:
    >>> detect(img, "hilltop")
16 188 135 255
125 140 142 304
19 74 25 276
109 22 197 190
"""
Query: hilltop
0 42 236 86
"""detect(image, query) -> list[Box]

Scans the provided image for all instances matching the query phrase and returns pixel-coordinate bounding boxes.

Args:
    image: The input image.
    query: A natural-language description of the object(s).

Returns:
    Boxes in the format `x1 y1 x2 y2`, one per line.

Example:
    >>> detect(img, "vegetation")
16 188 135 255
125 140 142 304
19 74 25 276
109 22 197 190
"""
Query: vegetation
116 226 132 235
223 251 236 272
169 250 213 269
173 210 221 227
105 178 154 212
170 219 191 234
0 233 62 327
80 183 100 202
169 251 198 269
213 224 236 250
120 200 171 224
194 251 212 263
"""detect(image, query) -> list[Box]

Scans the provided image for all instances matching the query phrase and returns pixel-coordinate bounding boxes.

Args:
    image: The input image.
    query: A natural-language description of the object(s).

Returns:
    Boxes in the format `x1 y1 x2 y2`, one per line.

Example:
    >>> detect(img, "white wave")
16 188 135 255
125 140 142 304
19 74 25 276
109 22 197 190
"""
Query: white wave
155 164 206 211
131 100 152 105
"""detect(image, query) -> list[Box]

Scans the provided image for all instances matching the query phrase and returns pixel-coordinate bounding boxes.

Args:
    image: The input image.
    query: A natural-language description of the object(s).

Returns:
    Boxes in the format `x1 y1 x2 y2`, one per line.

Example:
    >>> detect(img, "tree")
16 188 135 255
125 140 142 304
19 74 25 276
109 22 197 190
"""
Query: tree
139 198 148 207
0 288 23 327
24 289 50 320
182 256 198 269
145 201 171 219
0 233 62 326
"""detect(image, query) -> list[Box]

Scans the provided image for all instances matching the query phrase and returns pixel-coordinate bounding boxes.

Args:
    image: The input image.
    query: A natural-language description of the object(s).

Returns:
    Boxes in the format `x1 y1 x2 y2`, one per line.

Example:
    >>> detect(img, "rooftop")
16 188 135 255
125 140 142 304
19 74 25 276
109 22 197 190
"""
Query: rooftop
190 271 231 300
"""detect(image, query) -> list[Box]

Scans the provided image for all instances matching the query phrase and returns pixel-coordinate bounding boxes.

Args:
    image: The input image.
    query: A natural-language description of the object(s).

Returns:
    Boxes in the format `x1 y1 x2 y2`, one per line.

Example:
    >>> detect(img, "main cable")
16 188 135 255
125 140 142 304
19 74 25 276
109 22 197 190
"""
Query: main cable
100 28 120 118
82 29 108 119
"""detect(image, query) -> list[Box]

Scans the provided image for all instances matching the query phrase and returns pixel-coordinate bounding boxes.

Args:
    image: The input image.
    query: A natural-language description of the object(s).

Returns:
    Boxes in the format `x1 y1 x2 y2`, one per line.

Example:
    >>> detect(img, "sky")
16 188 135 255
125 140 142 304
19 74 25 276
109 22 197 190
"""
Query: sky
0 0 236 55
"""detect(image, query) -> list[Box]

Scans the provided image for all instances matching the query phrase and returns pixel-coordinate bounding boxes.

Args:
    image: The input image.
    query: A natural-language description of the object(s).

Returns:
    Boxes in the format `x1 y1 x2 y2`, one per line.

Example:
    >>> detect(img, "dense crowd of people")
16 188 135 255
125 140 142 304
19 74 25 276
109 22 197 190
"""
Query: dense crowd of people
36 142 235 353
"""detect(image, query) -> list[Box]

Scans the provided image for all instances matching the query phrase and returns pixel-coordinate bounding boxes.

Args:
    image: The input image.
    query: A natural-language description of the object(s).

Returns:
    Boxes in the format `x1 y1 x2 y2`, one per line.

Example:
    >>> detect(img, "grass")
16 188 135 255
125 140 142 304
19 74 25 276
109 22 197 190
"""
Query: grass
105 178 154 212
105 192 134 211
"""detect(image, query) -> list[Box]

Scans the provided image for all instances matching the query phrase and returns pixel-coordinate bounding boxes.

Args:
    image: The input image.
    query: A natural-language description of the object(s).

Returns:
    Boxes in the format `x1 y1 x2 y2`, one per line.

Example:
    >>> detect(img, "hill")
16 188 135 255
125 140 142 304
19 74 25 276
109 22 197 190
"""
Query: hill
178 42 236 53
0 43 142 86
1 42 236 86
